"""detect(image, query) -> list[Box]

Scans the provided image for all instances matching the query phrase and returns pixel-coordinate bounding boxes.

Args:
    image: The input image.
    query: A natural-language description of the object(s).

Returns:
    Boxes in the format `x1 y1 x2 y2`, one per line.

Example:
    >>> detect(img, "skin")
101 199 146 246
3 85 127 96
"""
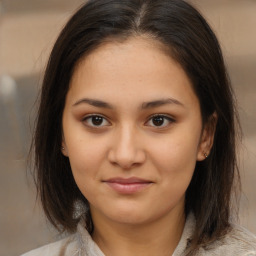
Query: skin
62 37 215 256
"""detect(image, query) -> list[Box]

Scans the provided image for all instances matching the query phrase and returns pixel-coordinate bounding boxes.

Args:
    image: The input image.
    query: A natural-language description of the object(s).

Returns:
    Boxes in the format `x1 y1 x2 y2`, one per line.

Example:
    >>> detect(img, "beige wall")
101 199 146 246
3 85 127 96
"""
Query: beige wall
0 1 255 255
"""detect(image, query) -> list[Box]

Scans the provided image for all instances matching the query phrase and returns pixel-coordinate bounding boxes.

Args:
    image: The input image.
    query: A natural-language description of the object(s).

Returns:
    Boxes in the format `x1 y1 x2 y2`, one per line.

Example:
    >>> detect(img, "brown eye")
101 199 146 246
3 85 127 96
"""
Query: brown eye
91 116 103 126
152 116 165 126
146 115 174 128
82 115 110 127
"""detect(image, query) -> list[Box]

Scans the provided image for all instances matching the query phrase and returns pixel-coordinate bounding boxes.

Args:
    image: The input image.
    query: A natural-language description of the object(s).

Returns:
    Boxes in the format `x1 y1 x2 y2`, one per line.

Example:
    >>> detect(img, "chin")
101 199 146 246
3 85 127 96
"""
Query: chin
112 213 152 225
100 204 154 225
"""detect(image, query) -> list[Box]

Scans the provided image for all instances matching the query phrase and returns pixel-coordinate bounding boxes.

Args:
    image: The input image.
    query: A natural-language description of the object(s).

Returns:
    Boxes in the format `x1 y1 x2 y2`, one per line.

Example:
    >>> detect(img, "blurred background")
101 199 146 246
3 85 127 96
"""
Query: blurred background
0 0 255 255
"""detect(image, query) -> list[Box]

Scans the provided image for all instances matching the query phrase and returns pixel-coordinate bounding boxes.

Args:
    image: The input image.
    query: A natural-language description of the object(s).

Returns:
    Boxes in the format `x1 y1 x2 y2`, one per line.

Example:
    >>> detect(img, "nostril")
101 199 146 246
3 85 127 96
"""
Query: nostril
107 148 146 169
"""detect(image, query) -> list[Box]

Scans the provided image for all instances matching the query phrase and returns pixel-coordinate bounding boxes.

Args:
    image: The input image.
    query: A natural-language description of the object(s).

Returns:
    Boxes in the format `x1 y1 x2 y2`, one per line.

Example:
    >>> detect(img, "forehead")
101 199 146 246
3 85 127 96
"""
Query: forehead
72 36 179 83
67 36 198 110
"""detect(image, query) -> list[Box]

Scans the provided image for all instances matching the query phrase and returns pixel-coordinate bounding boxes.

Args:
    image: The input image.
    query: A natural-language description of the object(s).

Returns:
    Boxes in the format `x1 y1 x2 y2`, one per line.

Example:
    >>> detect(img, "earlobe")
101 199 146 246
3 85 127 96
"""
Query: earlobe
61 142 69 157
197 112 217 161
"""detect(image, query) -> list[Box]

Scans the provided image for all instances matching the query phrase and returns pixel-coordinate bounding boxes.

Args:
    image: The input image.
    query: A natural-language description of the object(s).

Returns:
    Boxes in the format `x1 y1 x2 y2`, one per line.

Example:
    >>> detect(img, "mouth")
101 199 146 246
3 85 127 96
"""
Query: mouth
103 177 154 194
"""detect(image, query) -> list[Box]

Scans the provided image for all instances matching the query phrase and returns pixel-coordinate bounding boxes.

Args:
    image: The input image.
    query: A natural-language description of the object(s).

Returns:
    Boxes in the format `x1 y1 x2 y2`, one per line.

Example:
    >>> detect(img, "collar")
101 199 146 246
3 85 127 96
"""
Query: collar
76 212 195 256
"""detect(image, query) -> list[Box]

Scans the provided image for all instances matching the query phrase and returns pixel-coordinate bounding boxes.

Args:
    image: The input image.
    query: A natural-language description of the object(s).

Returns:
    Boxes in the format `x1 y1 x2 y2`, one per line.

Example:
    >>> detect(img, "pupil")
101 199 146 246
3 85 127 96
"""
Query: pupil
153 116 164 126
92 116 103 125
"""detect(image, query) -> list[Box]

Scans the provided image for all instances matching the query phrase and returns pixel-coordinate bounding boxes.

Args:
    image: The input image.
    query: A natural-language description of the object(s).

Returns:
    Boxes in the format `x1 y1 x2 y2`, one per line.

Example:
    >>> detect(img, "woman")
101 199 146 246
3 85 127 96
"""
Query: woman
23 0 256 255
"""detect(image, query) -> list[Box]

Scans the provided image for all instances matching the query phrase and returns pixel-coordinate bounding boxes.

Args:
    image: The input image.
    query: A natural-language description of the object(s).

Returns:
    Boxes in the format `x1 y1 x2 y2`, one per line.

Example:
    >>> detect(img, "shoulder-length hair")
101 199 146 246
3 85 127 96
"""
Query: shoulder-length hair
32 0 240 254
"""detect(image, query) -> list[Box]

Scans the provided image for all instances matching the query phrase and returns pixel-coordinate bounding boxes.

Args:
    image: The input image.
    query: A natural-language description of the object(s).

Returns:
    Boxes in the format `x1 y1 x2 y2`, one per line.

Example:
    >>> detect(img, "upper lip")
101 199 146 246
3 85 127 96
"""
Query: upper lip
103 177 153 184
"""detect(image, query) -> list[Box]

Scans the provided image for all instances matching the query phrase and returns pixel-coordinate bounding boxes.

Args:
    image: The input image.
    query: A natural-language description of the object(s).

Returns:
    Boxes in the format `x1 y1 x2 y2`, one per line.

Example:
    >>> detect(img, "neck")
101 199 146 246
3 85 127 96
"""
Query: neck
91 208 185 256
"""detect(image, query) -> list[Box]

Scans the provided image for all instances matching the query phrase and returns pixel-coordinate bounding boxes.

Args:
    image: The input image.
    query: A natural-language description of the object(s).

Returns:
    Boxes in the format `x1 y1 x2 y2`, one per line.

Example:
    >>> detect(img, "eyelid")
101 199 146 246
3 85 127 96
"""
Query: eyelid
145 114 176 128
81 113 175 129
82 114 111 127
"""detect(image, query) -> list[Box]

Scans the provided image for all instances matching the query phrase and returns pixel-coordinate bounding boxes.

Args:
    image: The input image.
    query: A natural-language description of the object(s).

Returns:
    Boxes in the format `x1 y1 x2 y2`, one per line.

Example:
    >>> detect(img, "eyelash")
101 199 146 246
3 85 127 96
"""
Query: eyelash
82 114 111 128
82 114 175 128
146 114 175 128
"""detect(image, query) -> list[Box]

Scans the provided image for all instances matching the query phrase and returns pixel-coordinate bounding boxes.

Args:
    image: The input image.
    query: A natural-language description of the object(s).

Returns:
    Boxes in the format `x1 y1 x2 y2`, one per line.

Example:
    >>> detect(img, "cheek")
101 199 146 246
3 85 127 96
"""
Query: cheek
66 135 108 185
149 127 201 188
67 144 105 202
151 131 200 169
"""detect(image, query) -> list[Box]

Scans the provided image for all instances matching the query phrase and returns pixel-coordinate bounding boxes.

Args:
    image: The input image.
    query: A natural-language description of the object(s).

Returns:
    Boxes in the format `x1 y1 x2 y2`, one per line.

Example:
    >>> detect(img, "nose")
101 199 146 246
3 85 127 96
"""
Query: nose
107 124 146 170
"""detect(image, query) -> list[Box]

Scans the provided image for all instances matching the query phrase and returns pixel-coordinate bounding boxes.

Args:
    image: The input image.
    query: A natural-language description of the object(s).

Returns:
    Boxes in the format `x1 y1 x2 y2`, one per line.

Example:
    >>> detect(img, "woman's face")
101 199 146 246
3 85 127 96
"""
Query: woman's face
62 37 212 226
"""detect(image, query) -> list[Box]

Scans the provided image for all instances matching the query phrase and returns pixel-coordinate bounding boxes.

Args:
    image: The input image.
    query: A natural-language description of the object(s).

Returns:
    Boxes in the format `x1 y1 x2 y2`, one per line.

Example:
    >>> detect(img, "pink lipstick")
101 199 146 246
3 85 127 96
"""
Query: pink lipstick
103 177 153 194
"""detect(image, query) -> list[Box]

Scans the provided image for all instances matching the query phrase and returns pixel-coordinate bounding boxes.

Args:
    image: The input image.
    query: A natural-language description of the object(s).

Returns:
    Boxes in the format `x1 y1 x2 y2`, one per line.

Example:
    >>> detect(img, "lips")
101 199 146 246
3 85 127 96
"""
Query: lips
103 177 153 194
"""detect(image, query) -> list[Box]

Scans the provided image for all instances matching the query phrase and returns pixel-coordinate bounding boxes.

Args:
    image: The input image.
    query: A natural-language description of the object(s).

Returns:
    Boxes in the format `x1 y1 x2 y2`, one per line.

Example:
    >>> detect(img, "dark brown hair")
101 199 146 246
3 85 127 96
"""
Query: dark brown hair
32 0 240 254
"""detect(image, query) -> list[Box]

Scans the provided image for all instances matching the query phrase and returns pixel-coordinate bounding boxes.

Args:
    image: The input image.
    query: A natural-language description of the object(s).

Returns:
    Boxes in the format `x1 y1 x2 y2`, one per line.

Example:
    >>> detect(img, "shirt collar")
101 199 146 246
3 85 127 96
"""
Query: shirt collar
77 212 195 256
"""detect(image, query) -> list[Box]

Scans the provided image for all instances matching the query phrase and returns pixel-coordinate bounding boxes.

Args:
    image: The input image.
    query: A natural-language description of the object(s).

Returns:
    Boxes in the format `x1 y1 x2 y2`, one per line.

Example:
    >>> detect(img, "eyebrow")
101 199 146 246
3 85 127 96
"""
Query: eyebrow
72 97 184 109
73 98 114 109
141 98 184 109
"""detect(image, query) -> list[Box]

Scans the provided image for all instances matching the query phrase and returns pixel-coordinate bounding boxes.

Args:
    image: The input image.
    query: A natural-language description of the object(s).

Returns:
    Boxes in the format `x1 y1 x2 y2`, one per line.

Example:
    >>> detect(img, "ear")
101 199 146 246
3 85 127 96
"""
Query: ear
61 138 69 157
197 112 217 161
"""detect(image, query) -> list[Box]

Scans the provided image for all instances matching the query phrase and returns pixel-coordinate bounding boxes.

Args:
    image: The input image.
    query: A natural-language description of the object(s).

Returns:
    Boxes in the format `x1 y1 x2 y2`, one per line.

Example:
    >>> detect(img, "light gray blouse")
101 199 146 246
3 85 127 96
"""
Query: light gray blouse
21 213 256 256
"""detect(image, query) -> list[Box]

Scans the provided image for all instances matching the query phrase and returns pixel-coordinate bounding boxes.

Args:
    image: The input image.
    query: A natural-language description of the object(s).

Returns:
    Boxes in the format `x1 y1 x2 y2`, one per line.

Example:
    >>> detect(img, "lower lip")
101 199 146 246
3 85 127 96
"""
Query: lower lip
105 182 153 194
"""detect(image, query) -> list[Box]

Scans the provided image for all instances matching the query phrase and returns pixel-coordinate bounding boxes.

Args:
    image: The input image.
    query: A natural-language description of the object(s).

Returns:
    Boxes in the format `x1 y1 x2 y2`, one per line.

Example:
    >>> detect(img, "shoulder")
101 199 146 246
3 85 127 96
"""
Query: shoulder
21 218 104 256
201 225 256 256
20 234 81 256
